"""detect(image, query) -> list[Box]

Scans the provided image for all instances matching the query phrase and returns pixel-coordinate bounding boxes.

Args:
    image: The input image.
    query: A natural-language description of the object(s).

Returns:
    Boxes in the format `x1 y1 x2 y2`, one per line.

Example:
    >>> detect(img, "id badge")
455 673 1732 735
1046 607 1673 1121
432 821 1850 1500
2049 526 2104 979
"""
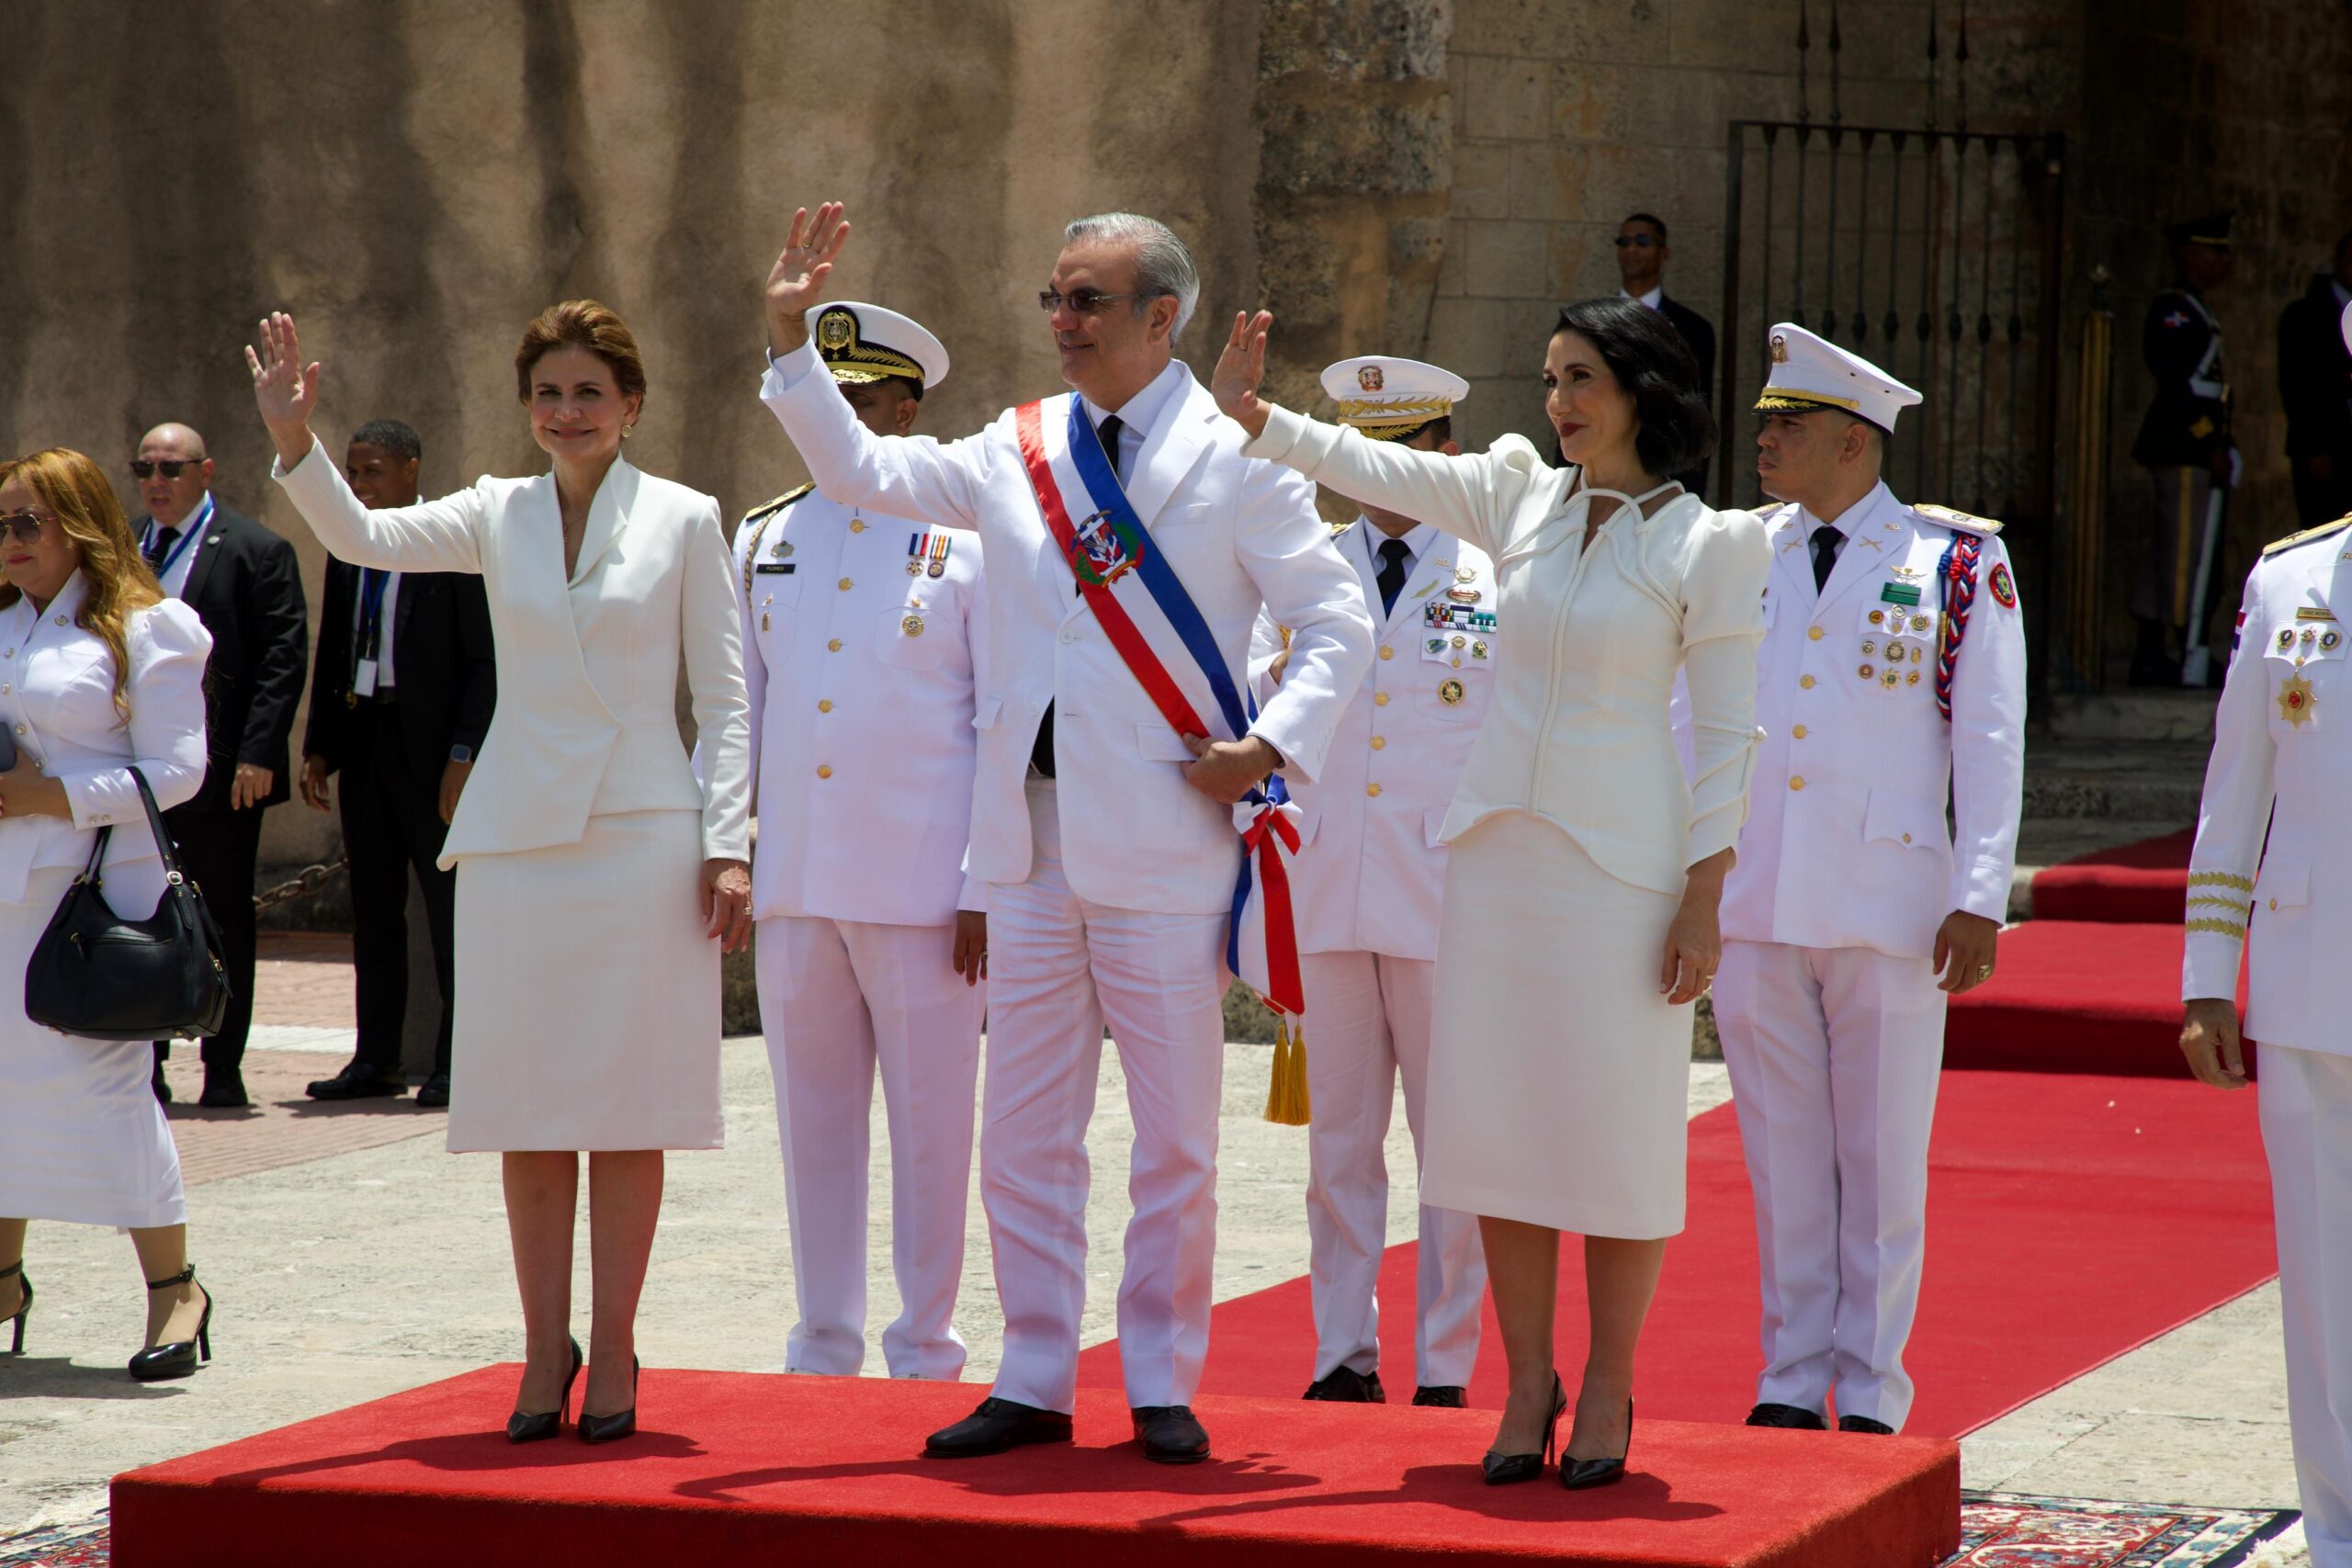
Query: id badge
354 658 379 698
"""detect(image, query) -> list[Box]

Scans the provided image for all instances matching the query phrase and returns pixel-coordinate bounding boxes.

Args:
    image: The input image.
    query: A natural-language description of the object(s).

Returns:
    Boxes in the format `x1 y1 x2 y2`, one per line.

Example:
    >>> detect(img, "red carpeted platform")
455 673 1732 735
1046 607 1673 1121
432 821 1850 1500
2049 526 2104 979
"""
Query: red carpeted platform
112 1371 1962 1568
2029 829 2196 923
1944 919 2249 1077
1080 1071 2273 1438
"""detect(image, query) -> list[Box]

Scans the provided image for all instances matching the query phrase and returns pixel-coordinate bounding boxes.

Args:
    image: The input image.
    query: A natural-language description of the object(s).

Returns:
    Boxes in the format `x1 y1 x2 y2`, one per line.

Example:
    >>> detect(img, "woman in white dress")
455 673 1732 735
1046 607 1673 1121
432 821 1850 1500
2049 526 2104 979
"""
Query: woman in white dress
1214 299 1768 1487
0 447 216 1380
249 304 752 1444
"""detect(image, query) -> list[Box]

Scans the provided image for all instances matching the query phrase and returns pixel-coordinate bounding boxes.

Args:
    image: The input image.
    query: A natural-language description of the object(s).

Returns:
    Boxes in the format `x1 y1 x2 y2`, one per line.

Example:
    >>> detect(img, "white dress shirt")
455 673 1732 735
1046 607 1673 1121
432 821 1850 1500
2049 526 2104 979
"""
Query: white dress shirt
142 494 215 601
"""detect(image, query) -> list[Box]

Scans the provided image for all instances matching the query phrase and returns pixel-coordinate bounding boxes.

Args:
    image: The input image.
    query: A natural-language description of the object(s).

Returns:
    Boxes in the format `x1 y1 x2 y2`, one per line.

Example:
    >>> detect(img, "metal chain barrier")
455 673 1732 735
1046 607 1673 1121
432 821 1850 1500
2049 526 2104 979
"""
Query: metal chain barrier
253 854 350 913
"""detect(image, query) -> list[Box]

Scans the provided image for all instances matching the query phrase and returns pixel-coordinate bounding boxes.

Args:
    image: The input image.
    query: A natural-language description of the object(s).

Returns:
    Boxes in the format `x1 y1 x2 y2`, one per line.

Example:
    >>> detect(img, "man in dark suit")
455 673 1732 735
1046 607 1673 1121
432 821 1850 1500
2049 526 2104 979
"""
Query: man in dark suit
299 421 494 1110
1615 212 1718 498
2278 230 2352 528
135 421 309 1108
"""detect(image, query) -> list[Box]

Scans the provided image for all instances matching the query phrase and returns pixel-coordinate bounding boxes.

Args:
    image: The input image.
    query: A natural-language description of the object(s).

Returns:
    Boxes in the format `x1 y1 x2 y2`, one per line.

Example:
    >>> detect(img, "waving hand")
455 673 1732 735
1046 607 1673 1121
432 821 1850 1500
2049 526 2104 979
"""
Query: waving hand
246 311 322 469
764 203 852 357
1210 310 1277 440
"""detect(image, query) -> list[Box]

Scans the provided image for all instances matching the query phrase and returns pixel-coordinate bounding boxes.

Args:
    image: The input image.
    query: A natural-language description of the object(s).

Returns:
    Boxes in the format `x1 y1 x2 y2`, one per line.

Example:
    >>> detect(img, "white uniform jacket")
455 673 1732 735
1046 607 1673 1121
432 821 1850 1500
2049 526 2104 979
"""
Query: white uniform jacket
1721 486 2027 957
276 438 751 867
1248 521 1498 960
1245 407 1769 897
733 485 986 925
762 346 1375 915
0 579 212 904
2184 517 2352 1054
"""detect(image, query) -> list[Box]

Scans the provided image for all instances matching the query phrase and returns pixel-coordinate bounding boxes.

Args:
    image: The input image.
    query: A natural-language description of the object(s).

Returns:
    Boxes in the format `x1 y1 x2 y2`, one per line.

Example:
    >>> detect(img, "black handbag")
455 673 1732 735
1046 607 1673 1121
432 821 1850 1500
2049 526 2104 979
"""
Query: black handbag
24 766 232 1041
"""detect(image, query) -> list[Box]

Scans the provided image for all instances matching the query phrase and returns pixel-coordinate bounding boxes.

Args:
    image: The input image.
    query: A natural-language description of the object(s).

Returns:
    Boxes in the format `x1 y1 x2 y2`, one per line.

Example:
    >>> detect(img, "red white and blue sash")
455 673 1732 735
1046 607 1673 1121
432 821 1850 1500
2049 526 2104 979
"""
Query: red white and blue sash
1013 394 1305 1019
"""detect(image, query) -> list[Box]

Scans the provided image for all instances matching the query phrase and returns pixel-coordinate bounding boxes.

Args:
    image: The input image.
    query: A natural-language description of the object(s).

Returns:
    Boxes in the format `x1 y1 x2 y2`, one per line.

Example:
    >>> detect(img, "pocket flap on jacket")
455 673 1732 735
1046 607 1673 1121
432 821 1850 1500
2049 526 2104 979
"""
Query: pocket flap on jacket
1862 787 1946 850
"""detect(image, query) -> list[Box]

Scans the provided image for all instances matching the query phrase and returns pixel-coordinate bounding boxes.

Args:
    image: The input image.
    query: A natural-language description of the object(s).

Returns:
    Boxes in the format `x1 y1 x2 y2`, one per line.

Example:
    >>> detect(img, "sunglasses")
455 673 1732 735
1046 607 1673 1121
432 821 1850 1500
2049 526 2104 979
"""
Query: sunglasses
130 458 203 479
1037 288 1157 315
0 512 56 544
1614 234 1661 249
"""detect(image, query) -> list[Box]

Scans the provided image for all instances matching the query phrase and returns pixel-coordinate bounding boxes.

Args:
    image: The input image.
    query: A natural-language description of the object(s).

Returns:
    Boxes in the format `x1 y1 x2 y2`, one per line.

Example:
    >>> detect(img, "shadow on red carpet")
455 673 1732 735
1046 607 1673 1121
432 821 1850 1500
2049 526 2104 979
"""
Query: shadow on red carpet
1079 1071 2274 1438
2029 828 2195 923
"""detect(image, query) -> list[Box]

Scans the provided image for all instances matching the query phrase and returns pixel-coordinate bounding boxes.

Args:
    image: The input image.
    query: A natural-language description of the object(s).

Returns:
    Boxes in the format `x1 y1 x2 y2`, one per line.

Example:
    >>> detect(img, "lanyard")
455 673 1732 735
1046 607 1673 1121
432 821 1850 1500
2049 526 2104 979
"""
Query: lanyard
145 495 211 581
357 569 391 659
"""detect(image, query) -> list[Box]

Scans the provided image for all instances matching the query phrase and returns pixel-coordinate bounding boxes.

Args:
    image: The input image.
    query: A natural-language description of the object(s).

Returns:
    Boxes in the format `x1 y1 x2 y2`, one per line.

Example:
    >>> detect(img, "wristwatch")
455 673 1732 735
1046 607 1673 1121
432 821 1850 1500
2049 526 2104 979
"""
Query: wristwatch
449 745 474 763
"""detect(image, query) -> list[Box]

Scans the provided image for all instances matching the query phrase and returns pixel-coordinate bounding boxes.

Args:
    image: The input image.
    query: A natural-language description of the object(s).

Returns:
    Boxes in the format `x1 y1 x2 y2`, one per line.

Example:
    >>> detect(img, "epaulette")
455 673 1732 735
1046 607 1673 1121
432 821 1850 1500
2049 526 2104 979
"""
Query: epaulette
1329 516 1352 536
2261 514 2352 558
1912 502 2003 538
741 481 815 528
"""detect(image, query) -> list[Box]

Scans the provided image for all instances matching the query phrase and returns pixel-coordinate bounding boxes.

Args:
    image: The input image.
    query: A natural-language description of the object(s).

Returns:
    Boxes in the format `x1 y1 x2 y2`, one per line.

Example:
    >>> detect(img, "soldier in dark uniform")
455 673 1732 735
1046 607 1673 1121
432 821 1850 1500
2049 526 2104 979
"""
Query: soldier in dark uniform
2130 211 2236 686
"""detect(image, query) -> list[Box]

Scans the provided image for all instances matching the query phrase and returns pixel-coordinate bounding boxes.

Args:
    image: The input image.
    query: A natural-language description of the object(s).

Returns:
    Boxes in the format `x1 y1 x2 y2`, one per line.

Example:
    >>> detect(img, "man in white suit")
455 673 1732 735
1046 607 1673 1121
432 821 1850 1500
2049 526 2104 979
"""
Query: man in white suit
1716 324 2025 1436
757 204 1374 1463
732 301 988 1382
2178 298 2352 1568
1247 356 1490 1410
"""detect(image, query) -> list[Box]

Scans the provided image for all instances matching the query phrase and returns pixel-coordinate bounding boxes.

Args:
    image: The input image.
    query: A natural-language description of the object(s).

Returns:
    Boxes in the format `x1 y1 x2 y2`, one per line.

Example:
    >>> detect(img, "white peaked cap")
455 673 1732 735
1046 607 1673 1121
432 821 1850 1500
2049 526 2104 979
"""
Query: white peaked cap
1755 321 1921 434
810 300 948 389
1321 355 1471 441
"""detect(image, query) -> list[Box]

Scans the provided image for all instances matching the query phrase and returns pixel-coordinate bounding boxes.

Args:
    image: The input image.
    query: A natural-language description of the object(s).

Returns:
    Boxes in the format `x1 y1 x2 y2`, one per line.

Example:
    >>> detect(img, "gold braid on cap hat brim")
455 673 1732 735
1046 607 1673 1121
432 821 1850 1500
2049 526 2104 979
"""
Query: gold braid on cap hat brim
1753 389 1861 414
825 343 927 385
1338 395 1453 422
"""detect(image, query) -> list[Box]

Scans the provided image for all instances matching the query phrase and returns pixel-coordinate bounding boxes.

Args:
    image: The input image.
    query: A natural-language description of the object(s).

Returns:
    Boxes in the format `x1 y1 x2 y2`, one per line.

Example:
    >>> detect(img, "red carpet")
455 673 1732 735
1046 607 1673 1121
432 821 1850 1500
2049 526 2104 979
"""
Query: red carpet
1080 1071 2274 1437
112 1372 1962 1568
1945 920 2250 1077
2030 829 2196 923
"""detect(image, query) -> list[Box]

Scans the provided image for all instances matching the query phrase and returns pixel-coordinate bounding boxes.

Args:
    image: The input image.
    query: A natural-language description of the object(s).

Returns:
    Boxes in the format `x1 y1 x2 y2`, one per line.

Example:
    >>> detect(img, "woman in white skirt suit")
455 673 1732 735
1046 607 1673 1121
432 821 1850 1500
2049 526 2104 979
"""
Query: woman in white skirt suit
1214 299 1768 1486
0 447 217 1380
250 304 752 1443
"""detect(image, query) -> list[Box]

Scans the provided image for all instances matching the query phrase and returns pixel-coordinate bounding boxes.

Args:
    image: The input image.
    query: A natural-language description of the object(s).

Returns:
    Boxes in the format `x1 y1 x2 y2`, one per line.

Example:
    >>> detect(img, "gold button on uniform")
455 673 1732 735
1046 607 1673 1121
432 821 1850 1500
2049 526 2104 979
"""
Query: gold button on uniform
817 699 832 713
1370 736 1386 750
1366 783 1382 797
1807 626 1824 641
1799 674 1816 690
1902 833 1913 843
1374 691 1389 706
838 577 853 591
1789 776 1805 791
827 638 842 651
817 764 833 779
1379 646 1394 661
849 519 865 533
1791 724 1807 739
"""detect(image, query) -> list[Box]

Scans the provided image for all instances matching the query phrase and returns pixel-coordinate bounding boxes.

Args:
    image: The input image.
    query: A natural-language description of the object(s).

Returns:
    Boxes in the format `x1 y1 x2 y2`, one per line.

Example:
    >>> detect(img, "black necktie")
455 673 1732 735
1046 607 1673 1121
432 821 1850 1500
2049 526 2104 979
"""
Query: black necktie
1375 537 1412 616
1033 413 1130 780
144 525 179 572
1811 525 1843 592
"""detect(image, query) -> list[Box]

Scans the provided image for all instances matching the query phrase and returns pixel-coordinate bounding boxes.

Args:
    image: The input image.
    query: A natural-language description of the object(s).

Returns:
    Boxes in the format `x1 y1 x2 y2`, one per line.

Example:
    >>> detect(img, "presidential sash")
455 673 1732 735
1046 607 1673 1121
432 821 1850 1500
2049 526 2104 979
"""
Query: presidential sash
1012 395 1306 1029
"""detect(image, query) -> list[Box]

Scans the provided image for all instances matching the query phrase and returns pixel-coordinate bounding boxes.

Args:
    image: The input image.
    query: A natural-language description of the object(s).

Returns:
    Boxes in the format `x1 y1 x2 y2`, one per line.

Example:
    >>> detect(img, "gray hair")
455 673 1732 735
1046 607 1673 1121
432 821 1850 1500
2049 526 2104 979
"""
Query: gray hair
1062 212 1200 342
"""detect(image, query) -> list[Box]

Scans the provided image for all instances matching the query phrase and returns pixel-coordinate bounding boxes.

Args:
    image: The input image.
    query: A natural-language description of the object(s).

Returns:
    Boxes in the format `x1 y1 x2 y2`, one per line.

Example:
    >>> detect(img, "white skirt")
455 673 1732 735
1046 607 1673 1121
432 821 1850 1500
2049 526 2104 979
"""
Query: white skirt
447 810 723 1153
0 861 187 1229
1420 811 1694 1239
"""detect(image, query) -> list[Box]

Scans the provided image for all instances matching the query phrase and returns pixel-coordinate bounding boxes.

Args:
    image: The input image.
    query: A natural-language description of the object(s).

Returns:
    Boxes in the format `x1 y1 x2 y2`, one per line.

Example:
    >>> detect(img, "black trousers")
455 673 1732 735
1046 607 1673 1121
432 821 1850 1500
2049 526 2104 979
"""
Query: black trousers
156 802 265 1075
341 701 457 1077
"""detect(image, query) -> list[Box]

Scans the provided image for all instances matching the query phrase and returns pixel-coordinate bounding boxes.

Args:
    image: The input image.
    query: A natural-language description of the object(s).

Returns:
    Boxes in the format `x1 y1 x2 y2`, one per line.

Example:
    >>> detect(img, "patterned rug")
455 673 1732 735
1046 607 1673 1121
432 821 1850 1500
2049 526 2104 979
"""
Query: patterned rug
0 1495 2302 1566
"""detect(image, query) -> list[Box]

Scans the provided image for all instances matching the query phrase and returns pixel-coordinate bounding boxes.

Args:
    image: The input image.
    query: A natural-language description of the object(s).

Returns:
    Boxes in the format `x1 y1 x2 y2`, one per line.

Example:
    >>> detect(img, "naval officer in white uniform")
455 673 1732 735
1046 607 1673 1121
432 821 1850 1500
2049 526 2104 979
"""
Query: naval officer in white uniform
732 302 988 1382
1714 324 2025 1435
2180 294 2352 1568
1247 356 1491 1409
757 205 1374 1463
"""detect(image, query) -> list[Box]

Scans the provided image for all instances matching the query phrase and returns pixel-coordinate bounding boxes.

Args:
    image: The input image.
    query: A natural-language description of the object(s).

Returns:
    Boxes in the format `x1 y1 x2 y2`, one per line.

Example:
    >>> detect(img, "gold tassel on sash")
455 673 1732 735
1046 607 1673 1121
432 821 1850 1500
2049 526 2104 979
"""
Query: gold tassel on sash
1263 1008 1310 1125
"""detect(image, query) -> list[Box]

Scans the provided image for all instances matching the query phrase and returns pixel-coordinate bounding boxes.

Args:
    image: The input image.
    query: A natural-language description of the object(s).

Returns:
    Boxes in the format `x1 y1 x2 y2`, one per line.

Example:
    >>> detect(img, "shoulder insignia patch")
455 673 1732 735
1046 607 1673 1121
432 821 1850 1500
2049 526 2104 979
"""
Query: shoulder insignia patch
741 481 816 528
2261 513 2352 558
1989 560 2018 608
1913 502 2004 537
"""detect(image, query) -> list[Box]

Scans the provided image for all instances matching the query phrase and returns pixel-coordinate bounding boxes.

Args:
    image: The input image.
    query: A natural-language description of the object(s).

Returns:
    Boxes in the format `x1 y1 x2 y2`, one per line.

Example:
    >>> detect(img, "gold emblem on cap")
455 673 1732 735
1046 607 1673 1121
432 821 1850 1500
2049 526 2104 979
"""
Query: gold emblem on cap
1359 365 1385 392
817 308 855 352
1439 678 1465 705
1770 333 1789 365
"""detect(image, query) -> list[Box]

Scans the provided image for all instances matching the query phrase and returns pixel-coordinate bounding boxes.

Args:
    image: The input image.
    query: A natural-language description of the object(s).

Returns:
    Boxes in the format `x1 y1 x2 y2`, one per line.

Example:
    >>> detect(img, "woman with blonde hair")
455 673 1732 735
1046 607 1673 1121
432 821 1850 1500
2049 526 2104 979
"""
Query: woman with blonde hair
0 446 217 1379
249 301 752 1445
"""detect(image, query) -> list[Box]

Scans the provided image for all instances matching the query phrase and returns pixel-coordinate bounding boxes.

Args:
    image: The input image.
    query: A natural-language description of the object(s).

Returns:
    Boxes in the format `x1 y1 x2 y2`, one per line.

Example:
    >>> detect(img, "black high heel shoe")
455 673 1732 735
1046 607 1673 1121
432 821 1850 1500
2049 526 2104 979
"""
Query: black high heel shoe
507 1337 584 1443
1481 1371 1566 1484
1561 1396 1634 1490
1 1262 29 1355
577 1356 639 1445
128 1265 211 1382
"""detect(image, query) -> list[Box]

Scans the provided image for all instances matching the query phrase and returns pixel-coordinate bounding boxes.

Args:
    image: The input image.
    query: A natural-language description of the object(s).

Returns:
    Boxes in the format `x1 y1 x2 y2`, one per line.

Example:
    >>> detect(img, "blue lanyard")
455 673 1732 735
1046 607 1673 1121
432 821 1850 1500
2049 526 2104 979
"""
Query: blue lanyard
357 569 391 657
145 496 211 579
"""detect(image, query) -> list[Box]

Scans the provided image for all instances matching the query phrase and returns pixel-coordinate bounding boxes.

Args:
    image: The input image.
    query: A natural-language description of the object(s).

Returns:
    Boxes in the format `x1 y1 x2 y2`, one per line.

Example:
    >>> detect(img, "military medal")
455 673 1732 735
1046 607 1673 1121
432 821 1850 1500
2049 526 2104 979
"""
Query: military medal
1908 613 1931 634
1868 609 1886 626
1883 670 1901 688
1471 639 1488 660
1427 637 1444 654
1860 639 1876 656
1451 635 1466 649
2280 671 2317 726
1455 567 1476 583
1439 678 1465 705
770 536 792 558
927 536 951 578
2278 628 2298 652
1446 585 1481 604
1860 663 1875 679
2325 630 2344 651
1906 670 1921 684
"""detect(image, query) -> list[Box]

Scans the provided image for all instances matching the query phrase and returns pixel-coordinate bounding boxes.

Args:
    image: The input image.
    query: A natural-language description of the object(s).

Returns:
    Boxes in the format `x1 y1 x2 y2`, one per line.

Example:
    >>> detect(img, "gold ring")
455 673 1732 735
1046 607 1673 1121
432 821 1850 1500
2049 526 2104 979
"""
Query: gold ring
1975 964 1992 980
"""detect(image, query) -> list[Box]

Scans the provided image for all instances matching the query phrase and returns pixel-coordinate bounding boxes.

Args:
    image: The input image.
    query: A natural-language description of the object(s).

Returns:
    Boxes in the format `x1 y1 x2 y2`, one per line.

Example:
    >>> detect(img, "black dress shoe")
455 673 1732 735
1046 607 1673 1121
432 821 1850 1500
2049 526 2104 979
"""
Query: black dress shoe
1413 1385 1467 1408
1482 1372 1565 1485
152 1064 172 1104
1302 1365 1385 1403
198 1072 249 1109
306 1061 407 1100
1131 1405 1210 1464
924 1397 1073 1458
1838 1415 1894 1435
1560 1397 1633 1491
127 1266 213 1382
1746 1401 1827 1429
507 1337 583 1443
577 1356 639 1445
415 1073 450 1109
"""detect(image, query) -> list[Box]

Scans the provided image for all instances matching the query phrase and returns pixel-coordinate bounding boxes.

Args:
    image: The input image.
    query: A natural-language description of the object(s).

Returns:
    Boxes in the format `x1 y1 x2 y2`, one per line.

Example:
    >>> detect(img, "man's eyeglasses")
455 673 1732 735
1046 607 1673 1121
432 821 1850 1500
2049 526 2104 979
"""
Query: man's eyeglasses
1037 288 1154 315
0 513 56 544
130 458 202 479
1614 234 1661 250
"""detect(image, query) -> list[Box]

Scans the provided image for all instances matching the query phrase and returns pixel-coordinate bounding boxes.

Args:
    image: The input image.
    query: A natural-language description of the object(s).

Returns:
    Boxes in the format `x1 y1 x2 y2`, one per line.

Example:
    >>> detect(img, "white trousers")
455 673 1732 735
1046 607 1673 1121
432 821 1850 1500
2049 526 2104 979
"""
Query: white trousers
1713 939 1947 1429
2260 1043 2352 1567
757 913 984 1379
982 778 1229 1414
1301 950 1486 1389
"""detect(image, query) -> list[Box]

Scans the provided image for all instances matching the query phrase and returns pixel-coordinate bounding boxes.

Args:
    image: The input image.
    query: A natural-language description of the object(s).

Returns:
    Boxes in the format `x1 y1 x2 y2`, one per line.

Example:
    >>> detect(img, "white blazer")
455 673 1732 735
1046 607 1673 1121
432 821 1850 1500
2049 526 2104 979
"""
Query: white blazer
1247 406 1770 897
1249 521 1499 960
274 438 751 867
1721 487 2026 959
0 579 211 907
761 347 1374 916
733 484 987 925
